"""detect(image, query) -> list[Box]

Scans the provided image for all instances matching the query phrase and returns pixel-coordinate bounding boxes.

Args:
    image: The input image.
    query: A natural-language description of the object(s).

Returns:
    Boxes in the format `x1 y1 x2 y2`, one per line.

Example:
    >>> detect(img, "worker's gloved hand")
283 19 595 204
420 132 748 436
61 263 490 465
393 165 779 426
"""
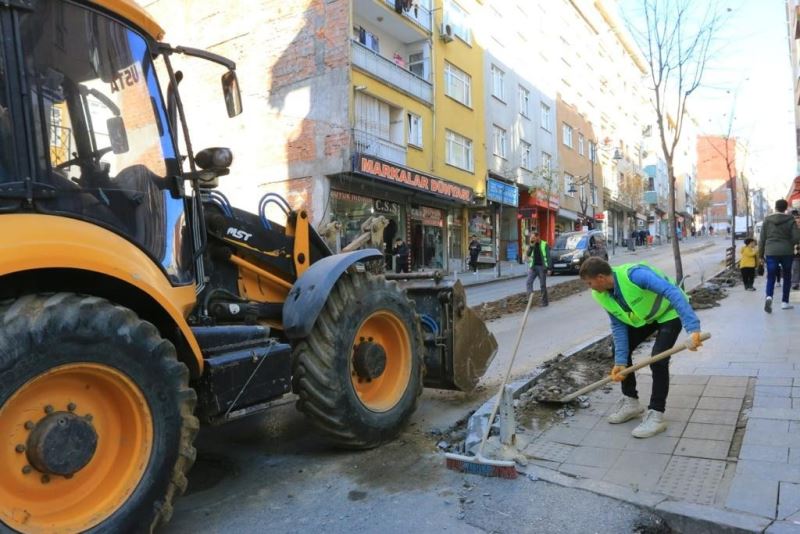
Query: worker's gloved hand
686 331 703 351
610 365 626 382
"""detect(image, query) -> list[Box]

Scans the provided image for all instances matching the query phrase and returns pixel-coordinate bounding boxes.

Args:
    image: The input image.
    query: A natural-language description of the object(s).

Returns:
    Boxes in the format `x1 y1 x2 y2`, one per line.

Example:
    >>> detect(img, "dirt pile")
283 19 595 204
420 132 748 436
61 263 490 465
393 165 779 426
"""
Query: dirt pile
472 279 588 322
689 267 736 309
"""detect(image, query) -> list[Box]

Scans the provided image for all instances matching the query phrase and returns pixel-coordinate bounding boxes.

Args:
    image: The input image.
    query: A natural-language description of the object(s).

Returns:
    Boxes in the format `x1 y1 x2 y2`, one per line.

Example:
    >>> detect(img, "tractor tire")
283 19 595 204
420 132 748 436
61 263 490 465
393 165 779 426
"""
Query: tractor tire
0 293 198 534
292 273 423 449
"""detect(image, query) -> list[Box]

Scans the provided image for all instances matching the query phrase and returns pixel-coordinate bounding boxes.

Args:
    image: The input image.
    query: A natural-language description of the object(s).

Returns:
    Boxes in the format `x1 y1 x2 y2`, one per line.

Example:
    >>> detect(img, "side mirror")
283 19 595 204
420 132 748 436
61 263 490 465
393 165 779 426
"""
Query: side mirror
222 71 242 117
107 116 129 154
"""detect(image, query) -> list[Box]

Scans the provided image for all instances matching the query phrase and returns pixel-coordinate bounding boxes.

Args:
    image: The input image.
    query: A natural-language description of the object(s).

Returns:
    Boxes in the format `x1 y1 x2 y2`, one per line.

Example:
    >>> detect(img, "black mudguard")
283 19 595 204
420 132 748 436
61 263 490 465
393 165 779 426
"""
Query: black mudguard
282 249 383 339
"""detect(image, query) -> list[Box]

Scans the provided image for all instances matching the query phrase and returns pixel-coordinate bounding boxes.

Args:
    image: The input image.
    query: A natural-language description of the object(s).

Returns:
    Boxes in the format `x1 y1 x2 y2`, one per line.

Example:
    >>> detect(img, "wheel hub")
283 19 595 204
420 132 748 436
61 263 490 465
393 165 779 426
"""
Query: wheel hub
26 411 98 476
353 341 387 380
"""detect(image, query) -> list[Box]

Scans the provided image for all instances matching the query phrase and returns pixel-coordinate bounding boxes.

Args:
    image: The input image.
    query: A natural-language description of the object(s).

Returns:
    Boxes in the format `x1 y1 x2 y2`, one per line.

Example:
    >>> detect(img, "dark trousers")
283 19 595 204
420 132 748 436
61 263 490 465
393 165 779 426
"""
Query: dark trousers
620 318 682 413
395 255 409 273
526 265 548 303
469 256 479 273
766 255 794 302
740 267 755 289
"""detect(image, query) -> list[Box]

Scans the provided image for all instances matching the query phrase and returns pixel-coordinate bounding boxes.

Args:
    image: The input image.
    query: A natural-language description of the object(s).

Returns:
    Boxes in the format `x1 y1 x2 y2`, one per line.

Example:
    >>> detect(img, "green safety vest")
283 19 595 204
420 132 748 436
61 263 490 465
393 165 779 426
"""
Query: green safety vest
527 241 549 268
592 262 684 327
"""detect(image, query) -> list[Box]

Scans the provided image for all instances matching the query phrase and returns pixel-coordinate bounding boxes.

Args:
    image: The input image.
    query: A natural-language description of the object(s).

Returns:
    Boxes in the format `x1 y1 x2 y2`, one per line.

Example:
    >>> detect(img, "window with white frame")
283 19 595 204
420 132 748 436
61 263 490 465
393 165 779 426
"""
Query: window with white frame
562 123 573 148
491 64 505 101
540 103 551 132
589 141 597 162
520 140 532 170
519 86 530 117
492 125 507 158
541 151 552 171
444 0 471 43
446 130 473 172
578 134 585 156
444 62 472 107
591 184 598 205
564 172 575 196
408 113 423 148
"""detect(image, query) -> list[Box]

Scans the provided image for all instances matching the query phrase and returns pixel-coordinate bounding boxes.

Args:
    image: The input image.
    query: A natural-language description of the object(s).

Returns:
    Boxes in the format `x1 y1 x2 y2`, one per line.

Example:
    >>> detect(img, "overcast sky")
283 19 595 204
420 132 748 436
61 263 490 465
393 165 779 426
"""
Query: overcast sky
618 0 796 202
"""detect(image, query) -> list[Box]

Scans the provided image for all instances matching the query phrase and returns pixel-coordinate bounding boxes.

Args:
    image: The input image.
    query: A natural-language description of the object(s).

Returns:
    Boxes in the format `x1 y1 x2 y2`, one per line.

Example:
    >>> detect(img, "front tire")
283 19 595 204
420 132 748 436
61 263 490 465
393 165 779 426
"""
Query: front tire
0 294 198 533
292 273 423 449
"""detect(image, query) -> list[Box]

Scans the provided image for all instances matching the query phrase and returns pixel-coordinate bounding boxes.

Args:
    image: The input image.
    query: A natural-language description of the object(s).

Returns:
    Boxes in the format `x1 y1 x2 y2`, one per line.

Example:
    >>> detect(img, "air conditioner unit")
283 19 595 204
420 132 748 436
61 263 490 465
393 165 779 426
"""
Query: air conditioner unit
440 23 454 42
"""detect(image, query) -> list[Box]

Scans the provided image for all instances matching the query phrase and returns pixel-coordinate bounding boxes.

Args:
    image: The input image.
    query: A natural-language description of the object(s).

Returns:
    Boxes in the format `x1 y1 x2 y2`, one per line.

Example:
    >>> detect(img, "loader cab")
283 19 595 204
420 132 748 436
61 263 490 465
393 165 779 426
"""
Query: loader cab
0 0 237 286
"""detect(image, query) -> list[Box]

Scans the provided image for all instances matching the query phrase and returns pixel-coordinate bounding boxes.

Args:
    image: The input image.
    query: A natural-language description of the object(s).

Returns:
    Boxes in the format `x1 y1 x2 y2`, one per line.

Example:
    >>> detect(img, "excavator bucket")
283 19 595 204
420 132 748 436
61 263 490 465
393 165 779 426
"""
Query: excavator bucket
397 277 498 392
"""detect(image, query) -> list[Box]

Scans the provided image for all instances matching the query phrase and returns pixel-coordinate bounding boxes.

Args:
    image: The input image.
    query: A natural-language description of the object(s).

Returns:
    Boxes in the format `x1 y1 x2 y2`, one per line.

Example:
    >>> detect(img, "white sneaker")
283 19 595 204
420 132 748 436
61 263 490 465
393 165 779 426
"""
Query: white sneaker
782 302 794 310
765 297 773 313
632 409 667 438
607 396 644 424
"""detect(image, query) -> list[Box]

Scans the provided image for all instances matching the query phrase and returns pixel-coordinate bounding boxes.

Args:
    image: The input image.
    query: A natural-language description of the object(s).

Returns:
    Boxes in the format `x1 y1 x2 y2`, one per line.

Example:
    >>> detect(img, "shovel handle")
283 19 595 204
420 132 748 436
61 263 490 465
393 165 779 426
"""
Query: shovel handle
559 332 711 403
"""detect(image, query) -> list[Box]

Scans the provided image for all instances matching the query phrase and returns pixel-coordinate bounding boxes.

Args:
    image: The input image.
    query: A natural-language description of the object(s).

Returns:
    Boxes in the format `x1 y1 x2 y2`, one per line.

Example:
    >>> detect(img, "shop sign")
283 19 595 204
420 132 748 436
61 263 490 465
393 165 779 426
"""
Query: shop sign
374 199 400 215
332 189 372 203
594 213 605 220
533 190 560 210
355 154 474 203
486 178 519 207
422 207 443 227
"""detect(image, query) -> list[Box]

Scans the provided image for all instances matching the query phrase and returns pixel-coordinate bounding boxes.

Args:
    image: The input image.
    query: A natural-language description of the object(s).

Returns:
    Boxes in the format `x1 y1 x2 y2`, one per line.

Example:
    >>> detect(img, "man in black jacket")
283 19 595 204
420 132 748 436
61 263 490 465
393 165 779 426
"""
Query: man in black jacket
758 200 800 312
393 238 410 273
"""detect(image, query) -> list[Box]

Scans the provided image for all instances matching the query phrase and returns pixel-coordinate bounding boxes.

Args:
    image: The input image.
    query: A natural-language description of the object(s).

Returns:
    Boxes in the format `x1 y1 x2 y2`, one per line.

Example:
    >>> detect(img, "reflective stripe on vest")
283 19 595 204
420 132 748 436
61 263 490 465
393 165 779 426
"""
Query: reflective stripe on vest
591 262 683 327
528 241 549 268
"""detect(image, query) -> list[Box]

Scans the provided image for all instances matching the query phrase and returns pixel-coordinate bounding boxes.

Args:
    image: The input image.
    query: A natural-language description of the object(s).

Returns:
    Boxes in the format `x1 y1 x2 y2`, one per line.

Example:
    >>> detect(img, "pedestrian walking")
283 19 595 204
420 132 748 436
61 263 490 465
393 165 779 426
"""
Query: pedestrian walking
740 238 757 291
758 199 800 313
524 231 550 306
578 257 703 438
393 238 410 273
709 224 714 236
468 235 481 274
701 225 706 236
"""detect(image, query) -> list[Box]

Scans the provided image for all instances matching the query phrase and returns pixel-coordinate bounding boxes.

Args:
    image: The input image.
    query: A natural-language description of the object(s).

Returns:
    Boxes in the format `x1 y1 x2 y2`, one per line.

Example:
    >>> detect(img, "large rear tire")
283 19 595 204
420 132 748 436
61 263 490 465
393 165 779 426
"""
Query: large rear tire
0 294 198 533
292 273 423 449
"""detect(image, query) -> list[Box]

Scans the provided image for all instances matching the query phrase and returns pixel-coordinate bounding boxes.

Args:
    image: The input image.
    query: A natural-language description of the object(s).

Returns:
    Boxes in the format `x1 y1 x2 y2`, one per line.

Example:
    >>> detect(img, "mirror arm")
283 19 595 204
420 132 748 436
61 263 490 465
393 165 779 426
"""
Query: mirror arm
157 42 236 70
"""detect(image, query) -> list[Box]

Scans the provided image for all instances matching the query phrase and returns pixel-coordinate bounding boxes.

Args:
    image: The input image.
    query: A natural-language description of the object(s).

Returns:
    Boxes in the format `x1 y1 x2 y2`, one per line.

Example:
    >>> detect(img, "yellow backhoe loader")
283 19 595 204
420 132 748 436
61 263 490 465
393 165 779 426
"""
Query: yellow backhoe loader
0 1 497 532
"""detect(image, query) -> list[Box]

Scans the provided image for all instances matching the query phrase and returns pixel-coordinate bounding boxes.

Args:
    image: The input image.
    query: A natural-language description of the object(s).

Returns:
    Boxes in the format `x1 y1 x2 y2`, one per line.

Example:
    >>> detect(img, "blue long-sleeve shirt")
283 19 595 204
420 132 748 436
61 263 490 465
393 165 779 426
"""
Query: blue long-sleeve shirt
608 265 701 365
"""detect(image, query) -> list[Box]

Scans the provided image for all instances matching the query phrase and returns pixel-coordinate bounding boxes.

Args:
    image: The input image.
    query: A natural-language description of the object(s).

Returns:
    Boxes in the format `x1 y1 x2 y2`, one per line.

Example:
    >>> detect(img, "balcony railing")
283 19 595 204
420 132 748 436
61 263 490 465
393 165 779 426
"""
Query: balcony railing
353 129 407 166
351 40 433 104
383 0 432 32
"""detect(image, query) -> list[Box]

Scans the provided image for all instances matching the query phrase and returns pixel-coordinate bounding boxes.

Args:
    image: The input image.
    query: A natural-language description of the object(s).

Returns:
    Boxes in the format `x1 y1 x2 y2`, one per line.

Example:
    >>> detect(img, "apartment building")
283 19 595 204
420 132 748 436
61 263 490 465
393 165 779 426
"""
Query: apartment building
140 0 486 273
696 135 749 230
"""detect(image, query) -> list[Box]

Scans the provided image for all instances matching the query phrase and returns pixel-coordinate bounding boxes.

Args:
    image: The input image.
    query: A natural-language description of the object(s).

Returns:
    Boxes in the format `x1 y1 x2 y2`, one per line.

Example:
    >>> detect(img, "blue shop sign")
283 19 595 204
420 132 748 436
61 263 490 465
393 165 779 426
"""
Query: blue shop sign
486 178 519 207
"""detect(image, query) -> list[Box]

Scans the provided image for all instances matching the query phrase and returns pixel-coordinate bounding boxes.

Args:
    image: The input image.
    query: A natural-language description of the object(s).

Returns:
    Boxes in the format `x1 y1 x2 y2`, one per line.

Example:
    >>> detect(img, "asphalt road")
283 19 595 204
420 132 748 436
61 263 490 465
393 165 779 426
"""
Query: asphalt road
166 237 730 533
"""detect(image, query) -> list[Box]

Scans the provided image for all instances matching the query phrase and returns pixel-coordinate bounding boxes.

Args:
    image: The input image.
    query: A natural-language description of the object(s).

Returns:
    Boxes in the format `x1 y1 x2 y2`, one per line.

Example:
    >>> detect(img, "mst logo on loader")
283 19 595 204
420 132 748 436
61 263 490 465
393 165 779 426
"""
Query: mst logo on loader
226 227 252 242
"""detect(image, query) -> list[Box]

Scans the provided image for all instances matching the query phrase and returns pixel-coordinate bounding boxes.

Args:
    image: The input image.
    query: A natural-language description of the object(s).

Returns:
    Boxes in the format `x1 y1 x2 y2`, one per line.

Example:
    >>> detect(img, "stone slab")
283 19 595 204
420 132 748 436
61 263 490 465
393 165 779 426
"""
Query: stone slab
523 439 574 463
697 396 744 411
666 395 700 409
725 474 778 518
564 446 621 469
754 396 794 409
541 426 591 446
736 460 800 483
655 500 773 534
657 456 726 505
793 388 800 398
579 429 632 450
671 375 711 385
624 435 679 455
683 422 736 442
766 521 800 534
743 431 800 448
751 408 800 422
790 449 800 465
703 385 747 398
755 385 793 398
748 419 791 434
663 419 688 438
602 451 671 491
696 368 758 377
739 444 789 463
671 384 707 397
758 377 795 387
708 376 749 387
572 477 667 508
690 409 740 425
780 482 800 520
664 407 694 422
675 438 730 460
561 414 603 430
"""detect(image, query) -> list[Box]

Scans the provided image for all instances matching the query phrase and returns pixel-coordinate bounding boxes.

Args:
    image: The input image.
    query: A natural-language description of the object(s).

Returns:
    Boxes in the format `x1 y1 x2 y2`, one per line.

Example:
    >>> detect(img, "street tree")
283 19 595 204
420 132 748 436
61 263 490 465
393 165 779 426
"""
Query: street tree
628 0 722 280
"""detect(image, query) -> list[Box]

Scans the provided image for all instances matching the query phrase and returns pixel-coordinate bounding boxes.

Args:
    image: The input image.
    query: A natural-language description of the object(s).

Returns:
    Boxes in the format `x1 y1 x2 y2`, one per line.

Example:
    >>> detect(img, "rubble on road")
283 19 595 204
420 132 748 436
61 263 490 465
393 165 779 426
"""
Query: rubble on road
472 279 588 322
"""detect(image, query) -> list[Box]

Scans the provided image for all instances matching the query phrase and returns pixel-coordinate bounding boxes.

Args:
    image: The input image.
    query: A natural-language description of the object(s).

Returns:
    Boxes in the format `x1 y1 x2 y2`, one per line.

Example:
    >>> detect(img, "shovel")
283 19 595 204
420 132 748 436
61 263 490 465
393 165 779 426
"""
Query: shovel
541 332 711 404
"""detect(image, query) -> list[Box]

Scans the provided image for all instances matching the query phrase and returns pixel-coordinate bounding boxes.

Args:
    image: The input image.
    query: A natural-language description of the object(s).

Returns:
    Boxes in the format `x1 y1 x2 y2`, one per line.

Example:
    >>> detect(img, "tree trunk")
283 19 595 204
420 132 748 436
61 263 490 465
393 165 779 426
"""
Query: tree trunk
730 175 736 264
667 158 683 282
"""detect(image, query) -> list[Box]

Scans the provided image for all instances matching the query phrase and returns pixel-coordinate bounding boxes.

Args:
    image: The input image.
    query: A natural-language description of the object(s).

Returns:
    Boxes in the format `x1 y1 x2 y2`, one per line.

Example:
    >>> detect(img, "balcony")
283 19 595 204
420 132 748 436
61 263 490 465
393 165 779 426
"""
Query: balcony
353 129 407 166
351 41 433 104
382 0 432 33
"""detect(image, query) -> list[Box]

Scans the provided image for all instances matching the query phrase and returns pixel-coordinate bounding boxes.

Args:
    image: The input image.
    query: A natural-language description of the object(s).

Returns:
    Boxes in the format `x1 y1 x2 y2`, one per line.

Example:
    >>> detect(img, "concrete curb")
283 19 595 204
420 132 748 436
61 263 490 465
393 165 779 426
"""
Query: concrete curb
526 465 773 534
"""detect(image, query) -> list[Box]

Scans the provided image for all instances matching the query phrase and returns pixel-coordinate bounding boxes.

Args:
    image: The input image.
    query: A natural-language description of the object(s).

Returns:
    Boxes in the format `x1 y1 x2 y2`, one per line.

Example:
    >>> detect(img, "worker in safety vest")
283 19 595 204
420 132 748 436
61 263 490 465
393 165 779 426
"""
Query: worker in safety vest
578 257 703 438
524 231 550 306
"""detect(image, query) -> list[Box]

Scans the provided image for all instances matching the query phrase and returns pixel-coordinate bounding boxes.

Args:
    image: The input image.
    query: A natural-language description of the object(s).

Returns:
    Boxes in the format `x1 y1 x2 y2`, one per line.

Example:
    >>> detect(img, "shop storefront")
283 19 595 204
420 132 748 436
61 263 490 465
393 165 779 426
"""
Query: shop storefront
330 154 474 273
486 176 519 263
517 189 559 252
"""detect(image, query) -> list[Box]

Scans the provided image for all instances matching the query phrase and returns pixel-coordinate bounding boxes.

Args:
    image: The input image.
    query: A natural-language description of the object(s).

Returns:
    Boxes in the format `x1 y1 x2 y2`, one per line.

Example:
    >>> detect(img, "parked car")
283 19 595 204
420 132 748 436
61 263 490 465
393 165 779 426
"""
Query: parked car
550 230 609 274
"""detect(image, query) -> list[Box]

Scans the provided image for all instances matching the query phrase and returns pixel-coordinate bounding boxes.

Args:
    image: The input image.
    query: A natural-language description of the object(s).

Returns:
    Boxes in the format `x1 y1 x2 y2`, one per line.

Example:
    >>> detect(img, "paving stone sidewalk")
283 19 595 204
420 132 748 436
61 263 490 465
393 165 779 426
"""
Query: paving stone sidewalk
521 282 800 532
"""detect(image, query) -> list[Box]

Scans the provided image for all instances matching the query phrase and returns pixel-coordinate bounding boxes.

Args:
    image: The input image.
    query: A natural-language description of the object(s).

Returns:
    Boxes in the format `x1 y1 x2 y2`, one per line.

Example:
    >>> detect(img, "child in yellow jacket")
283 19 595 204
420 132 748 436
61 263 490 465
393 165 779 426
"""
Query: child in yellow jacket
740 238 757 291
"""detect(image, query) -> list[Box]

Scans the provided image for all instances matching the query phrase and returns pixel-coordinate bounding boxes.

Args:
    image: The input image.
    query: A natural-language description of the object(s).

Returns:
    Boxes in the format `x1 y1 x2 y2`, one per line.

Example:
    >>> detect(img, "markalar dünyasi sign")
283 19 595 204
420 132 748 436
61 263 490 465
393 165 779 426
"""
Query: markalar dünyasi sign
354 154 474 203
